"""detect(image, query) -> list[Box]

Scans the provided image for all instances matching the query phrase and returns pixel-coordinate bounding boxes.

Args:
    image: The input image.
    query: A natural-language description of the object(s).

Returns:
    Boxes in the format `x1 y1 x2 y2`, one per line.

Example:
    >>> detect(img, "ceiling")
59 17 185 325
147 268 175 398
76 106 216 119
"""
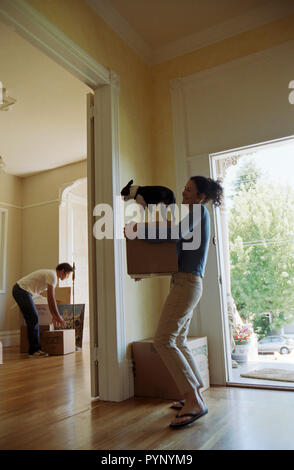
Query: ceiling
0 21 91 177
109 0 271 47
86 0 294 63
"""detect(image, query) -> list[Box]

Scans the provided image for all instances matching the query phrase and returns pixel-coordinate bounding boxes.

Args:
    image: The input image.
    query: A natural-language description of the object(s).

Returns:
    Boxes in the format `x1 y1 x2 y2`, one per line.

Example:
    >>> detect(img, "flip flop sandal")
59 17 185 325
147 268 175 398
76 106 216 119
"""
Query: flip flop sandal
170 400 185 410
170 408 208 428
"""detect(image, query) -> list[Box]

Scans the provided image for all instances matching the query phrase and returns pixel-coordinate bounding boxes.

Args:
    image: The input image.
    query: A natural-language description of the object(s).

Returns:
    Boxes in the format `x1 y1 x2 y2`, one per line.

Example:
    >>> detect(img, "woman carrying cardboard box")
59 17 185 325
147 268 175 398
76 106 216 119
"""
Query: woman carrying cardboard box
135 176 223 428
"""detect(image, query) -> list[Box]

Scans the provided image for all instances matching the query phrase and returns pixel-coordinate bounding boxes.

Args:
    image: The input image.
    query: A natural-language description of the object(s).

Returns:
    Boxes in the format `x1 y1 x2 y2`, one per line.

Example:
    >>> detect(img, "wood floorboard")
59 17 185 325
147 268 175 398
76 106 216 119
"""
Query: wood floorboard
1 345 294 450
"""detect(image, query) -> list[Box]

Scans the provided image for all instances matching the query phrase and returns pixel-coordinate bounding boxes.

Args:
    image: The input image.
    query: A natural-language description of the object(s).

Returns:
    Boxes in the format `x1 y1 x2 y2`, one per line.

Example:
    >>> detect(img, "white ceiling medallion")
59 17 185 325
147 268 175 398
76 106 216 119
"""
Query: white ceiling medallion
0 82 16 111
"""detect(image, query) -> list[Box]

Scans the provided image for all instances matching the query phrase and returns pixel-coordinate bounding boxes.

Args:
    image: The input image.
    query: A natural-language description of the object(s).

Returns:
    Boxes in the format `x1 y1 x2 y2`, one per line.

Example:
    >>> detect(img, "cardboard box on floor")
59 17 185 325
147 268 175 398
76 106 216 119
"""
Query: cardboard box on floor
126 224 178 278
19 287 71 326
20 324 54 353
132 337 210 400
41 329 75 355
40 286 71 304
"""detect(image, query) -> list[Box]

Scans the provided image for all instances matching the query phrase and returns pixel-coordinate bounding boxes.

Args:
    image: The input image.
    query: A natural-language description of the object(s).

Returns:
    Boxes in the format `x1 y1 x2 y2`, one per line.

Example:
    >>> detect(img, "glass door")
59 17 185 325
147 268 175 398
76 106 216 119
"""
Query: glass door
211 136 294 389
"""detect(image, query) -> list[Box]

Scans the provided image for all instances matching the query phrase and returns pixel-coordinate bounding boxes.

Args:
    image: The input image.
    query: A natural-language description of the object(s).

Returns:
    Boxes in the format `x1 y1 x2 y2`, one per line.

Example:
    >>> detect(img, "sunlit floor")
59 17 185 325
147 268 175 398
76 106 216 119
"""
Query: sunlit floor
230 350 294 388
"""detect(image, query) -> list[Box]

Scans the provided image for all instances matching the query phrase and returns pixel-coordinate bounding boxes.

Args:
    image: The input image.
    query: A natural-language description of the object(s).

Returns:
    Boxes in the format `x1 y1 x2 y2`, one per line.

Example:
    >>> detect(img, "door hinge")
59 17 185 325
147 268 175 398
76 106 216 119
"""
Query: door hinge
89 104 94 119
92 344 99 363
219 275 222 285
213 236 217 245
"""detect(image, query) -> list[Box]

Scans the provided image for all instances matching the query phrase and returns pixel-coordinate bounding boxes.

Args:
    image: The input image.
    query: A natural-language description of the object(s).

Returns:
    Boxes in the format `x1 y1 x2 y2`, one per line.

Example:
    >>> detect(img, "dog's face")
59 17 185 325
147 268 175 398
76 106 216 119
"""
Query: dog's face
121 179 134 201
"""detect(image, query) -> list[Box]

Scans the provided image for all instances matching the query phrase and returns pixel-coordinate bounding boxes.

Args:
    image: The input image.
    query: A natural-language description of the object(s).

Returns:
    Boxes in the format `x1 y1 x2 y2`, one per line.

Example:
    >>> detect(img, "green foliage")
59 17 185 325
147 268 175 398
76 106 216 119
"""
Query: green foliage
228 158 294 339
233 157 263 193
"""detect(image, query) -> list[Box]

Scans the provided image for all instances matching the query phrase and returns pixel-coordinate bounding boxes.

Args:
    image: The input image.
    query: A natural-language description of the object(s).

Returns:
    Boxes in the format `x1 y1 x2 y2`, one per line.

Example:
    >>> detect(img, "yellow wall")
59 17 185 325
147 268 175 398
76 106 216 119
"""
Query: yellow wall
27 0 162 348
151 14 294 192
3 1 294 350
27 0 155 187
0 173 22 332
150 14 294 308
1 0 162 348
21 161 87 275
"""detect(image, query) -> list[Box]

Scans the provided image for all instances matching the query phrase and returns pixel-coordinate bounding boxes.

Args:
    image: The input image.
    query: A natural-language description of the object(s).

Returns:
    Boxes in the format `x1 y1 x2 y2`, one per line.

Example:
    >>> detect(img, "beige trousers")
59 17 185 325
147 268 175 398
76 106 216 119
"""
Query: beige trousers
154 272 204 396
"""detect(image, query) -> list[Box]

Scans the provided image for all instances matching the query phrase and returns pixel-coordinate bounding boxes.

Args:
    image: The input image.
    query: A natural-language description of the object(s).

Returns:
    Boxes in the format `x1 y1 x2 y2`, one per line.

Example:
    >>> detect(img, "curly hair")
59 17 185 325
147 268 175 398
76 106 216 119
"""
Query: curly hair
190 176 223 207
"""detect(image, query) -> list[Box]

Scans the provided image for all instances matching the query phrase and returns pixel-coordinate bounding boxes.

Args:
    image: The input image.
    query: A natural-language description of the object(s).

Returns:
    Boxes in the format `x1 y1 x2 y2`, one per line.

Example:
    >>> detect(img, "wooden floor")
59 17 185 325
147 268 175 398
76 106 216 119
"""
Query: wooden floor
1 344 294 451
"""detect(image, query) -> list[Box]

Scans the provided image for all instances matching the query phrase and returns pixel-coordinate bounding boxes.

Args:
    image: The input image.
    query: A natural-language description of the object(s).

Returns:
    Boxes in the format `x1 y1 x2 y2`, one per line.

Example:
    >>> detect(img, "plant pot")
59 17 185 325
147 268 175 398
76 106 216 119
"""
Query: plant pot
232 342 250 364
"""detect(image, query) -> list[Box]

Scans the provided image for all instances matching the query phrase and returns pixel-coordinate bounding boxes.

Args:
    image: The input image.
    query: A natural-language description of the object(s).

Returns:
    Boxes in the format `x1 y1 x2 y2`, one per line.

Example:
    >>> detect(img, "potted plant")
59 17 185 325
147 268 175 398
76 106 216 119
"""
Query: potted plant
231 323 253 363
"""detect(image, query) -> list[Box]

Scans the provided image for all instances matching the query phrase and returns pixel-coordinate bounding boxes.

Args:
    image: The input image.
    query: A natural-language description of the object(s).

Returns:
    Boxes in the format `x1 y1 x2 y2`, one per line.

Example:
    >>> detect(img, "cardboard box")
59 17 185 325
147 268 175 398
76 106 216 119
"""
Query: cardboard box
35 304 53 325
126 225 178 276
41 329 75 355
132 336 209 400
19 287 71 326
20 324 54 353
18 304 51 326
41 286 71 304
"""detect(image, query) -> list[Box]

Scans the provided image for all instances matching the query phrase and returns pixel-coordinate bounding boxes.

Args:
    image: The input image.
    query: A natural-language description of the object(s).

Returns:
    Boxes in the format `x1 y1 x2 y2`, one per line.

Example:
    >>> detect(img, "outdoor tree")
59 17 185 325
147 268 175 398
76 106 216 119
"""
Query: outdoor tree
227 158 294 339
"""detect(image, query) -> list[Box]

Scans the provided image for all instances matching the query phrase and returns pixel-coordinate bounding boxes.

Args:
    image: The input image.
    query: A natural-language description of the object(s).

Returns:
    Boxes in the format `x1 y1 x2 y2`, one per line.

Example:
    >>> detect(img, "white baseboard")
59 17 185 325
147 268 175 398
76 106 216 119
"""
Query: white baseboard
124 358 134 398
0 329 20 347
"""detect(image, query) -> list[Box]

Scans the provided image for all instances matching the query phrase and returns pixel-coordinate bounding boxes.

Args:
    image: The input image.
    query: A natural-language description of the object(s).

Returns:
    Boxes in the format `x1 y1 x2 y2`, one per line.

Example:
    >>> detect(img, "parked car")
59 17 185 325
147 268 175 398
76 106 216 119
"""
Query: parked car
258 335 294 355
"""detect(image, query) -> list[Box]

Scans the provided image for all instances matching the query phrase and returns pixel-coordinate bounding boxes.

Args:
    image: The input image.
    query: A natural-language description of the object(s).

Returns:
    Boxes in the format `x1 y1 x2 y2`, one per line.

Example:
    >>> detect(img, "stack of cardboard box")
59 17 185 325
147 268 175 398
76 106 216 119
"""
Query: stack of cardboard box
20 287 75 356
126 228 210 398
132 337 210 399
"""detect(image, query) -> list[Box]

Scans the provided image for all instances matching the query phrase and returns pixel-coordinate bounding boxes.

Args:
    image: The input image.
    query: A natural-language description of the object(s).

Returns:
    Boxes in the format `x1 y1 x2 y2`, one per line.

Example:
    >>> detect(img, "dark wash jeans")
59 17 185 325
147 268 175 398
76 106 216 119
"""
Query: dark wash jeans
12 283 41 354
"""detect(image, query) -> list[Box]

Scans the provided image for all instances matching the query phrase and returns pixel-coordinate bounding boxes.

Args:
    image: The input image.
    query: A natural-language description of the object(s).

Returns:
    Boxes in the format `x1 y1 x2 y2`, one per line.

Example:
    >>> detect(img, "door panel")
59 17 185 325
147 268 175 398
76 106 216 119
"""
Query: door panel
188 155 227 385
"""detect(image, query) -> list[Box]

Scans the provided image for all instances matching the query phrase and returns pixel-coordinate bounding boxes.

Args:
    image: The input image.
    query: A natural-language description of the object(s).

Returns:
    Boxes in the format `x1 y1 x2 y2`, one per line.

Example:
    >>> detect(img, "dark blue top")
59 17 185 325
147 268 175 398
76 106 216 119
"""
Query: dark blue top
177 204 210 278
139 204 210 278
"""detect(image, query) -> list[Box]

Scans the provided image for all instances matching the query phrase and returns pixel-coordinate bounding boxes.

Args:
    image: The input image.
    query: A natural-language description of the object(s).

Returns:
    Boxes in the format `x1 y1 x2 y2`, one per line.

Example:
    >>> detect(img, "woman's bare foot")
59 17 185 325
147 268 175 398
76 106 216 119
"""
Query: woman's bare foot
170 391 206 426
170 389 205 411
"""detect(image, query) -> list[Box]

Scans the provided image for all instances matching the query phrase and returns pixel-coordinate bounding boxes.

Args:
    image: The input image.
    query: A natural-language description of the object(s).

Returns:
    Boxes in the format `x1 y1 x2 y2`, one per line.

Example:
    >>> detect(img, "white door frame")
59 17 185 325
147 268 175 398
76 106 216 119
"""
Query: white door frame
0 0 131 401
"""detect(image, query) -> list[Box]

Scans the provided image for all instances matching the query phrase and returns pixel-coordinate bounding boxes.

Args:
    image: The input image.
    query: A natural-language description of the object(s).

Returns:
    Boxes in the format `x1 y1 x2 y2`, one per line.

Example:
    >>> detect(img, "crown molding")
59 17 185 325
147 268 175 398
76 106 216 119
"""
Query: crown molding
171 39 294 90
85 0 153 65
0 0 110 87
154 0 294 64
86 0 294 65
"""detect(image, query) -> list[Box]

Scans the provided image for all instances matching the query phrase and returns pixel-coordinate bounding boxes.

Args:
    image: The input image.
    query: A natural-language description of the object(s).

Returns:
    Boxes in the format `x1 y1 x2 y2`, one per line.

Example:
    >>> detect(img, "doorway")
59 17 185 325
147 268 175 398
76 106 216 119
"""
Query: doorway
211 136 294 389
0 0 130 401
59 178 89 345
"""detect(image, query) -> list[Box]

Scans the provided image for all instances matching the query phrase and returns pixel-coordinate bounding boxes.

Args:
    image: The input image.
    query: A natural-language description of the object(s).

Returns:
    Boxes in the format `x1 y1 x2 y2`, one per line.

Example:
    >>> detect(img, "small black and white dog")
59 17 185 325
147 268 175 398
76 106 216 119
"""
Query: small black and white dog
121 179 176 208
